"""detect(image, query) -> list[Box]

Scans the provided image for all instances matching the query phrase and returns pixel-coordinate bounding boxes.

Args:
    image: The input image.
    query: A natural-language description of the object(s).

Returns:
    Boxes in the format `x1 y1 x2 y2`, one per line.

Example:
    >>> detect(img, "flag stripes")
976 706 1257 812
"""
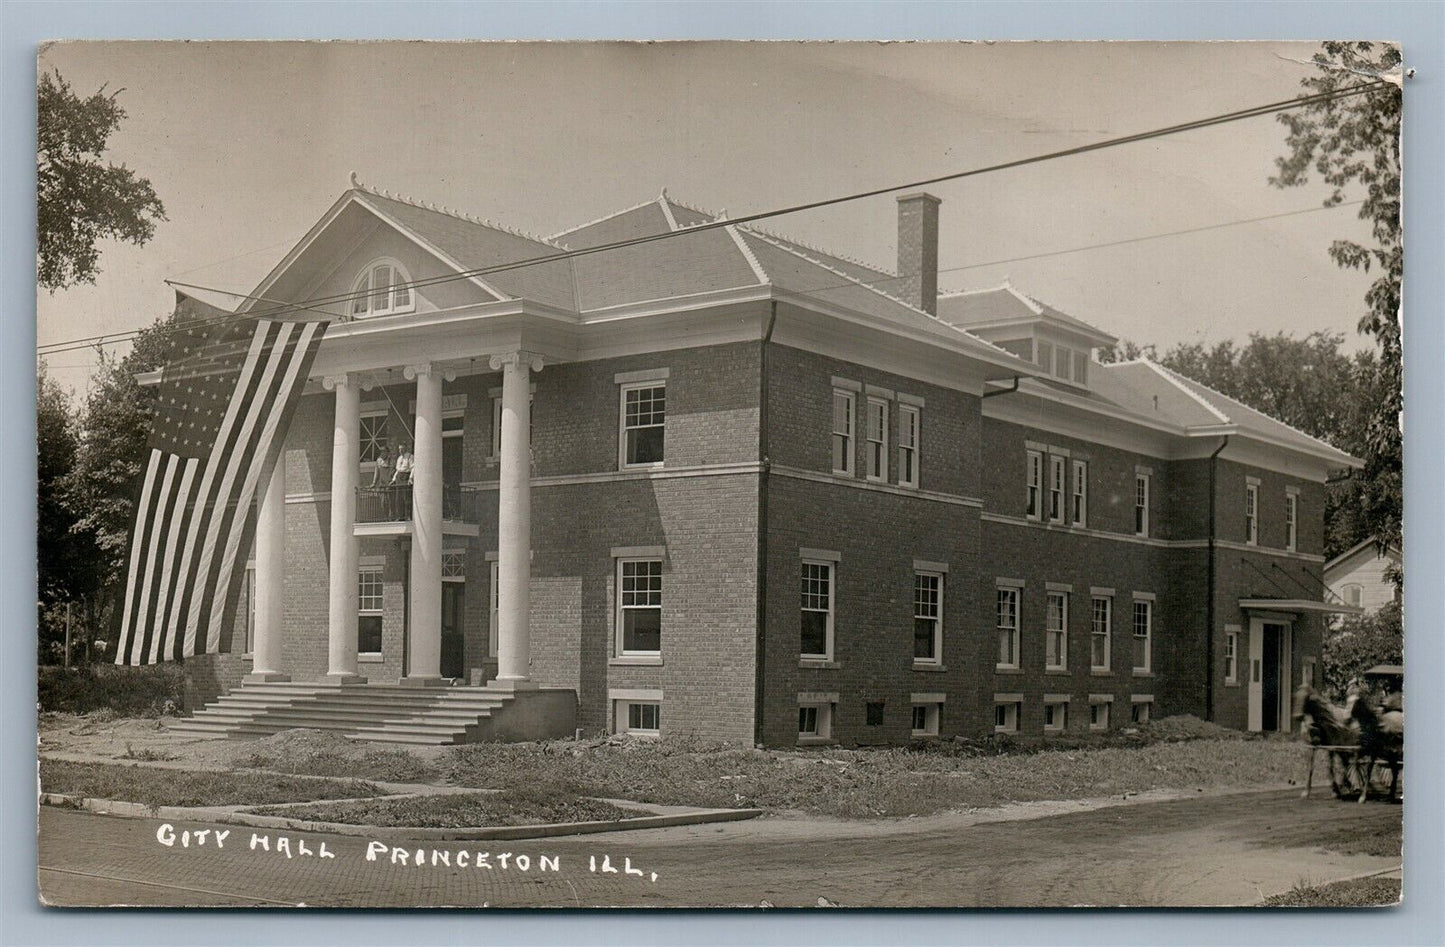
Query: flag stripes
115 316 327 665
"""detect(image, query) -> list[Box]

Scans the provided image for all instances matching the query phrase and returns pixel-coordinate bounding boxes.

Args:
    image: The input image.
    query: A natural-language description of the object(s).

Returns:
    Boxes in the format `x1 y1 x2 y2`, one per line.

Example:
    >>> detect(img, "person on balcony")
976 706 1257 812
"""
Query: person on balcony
390 442 414 520
370 443 393 487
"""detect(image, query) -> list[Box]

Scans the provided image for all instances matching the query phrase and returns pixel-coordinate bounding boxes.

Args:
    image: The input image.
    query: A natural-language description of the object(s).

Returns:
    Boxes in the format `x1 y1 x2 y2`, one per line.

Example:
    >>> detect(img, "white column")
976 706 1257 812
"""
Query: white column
404 362 445 684
490 350 542 688
322 373 365 684
245 456 288 682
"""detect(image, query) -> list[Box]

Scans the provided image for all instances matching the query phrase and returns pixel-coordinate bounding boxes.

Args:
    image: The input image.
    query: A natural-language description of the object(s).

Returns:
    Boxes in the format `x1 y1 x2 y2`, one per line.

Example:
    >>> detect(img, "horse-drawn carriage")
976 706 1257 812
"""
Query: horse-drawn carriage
1294 680 1403 803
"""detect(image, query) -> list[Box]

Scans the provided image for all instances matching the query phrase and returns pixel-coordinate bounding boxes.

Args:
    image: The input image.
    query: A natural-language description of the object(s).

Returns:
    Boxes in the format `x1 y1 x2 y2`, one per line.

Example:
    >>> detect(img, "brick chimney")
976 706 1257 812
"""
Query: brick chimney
896 192 941 315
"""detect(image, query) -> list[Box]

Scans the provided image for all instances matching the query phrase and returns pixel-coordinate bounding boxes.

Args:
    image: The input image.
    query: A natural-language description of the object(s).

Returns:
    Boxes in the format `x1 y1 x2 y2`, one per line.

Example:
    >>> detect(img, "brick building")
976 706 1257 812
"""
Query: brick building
170 179 1360 745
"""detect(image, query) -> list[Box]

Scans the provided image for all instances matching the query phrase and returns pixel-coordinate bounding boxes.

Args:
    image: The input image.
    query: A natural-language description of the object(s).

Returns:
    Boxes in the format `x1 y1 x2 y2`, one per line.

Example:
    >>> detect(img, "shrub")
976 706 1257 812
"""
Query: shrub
38 663 186 717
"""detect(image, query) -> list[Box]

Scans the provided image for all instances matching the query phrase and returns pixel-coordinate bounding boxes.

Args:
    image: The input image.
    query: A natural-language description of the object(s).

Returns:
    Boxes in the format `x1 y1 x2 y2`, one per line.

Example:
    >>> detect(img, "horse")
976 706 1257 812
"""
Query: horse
1350 694 1403 803
1292 685 1361 799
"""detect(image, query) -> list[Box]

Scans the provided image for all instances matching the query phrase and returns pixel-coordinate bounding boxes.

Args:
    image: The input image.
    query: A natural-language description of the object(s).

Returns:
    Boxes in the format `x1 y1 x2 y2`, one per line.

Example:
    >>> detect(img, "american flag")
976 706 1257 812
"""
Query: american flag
115 305 328 665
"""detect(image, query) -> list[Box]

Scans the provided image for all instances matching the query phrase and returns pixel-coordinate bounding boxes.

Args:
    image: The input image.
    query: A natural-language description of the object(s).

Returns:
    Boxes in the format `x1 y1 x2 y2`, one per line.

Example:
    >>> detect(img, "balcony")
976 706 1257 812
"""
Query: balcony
356 483 483 529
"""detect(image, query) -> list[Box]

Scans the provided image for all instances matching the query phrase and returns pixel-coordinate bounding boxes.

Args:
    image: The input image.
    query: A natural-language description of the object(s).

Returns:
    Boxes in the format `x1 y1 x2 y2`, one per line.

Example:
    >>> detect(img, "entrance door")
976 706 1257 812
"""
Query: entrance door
442 432 463 519
441 583 465 679
1248 618 1293 732
1261 623 1283 731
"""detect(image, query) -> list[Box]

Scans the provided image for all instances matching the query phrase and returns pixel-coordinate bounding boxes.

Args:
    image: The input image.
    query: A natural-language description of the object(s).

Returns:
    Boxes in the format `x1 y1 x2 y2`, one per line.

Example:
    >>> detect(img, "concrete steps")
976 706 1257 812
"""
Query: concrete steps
169 680 576 745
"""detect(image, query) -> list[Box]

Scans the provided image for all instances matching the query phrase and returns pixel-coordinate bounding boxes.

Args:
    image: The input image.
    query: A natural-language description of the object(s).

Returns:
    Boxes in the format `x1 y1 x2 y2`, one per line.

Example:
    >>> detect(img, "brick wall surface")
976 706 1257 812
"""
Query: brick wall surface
234 328 1328 748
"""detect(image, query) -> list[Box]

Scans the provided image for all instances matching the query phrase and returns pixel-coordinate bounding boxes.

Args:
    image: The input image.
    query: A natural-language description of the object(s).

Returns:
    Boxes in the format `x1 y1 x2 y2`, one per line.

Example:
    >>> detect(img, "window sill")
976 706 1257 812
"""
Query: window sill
798 659 841 670
1132 671 1153 678
994 666 1022 674
620 462 666 473
994 728 1019 735
610 656 663 667
358 653 384 664
1224 680 1240 688
797 736 837 746
830 468 854 478
912 662 947 673
910 732 940 740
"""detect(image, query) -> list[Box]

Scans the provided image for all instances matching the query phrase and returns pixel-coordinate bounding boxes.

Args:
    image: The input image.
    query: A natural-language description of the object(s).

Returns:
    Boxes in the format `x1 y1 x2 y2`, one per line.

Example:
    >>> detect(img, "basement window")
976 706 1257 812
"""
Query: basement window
613 699 661 738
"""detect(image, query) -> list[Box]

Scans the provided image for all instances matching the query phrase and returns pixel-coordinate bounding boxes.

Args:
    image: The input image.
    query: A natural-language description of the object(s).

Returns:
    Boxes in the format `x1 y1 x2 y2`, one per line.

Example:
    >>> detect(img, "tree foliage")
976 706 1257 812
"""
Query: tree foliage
1321 602 1402 702
1270 42 1402 555
37 362 84 607
37 69 166 291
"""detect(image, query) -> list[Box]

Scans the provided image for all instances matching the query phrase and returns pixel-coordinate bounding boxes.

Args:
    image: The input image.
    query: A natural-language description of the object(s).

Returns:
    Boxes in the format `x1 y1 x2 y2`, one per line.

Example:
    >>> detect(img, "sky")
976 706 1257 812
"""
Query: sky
36 40 1382 399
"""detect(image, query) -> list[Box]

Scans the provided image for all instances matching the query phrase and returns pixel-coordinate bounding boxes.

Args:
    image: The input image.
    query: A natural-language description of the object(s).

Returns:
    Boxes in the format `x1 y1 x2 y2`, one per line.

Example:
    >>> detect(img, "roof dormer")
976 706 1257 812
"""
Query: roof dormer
934 282 1117 391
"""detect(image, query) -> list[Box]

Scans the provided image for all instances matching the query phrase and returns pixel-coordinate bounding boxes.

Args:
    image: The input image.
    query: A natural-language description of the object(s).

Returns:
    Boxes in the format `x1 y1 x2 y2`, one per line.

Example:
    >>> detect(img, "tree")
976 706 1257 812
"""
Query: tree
1271 42 1402 558
38 361 83 606
37 69 166 291
1320 603 1402 701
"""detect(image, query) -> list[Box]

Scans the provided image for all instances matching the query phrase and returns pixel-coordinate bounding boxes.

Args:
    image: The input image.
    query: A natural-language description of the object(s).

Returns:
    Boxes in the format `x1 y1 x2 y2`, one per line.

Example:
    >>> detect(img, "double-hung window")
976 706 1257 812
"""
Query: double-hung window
621 383 666 467
1090 595 1111 671
1132 598 1153 674
617 559 663 655
996 586 1020 669
1026 450 1043 519
358 567 384 654
865 398 888 481
1048 455 1065 522
1135 473 1151 536
1224 630 1239 684
1285 492 1297 552
1245 482 1259 545
897 404 920 488
913 572 943 665
801 561 834 660
1046 591 1068 671
832 389 855 475
1071 460 1087 526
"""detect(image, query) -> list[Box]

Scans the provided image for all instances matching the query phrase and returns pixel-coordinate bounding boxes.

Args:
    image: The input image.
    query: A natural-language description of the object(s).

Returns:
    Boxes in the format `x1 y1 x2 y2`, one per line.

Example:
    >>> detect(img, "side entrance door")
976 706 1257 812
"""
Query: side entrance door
441 582 465 679
1248 617 1293 732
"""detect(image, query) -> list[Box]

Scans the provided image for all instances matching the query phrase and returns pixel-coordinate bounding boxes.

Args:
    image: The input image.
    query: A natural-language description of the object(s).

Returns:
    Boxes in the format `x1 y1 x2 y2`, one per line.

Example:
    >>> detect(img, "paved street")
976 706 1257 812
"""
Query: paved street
38 789 1401 908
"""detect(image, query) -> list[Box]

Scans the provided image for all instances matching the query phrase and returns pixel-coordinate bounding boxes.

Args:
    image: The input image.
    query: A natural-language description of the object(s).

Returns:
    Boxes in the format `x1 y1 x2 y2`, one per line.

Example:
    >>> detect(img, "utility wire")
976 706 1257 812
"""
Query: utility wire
36 196 1370 359
35 79 1391 358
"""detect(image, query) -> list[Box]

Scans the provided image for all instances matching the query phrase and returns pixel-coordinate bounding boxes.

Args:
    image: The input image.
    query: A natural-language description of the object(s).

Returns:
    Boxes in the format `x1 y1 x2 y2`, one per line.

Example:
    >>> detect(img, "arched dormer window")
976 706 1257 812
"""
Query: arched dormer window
350 259 414 318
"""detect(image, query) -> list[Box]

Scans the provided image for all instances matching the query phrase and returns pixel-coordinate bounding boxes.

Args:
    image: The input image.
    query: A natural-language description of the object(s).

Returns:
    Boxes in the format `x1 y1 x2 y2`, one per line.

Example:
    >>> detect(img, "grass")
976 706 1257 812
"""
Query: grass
236 743 443 784
432 733 1311 818
40 759 383 808
39 664 186 717
222 717 1317 819
256 789 644 828
1263 876 1401 907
